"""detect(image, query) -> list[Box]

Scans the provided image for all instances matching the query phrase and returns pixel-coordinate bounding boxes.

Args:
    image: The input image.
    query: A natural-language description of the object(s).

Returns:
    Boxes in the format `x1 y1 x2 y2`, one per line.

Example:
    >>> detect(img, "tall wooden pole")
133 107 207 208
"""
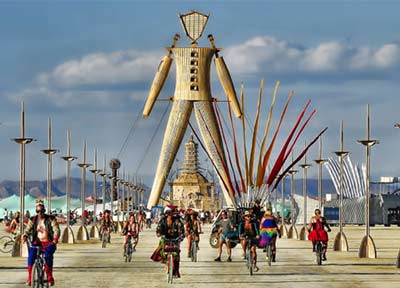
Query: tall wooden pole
11 100 34 256
358 104 378 258
41 117 58 213
333 120 350 251
61 129 77 243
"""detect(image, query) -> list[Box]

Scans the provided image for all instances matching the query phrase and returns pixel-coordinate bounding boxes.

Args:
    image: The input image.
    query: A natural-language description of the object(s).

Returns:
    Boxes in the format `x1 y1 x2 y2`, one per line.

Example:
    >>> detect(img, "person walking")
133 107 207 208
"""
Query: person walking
214 210 235 262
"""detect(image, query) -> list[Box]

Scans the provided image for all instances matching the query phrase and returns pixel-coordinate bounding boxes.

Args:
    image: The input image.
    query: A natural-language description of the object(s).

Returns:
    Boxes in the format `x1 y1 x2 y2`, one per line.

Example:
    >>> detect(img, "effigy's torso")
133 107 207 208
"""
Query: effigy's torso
172 47 216 101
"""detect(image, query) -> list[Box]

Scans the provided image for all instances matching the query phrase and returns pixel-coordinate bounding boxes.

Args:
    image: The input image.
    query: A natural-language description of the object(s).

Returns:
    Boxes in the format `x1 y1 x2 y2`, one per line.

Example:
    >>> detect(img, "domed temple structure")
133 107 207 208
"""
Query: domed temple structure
165 136 218 211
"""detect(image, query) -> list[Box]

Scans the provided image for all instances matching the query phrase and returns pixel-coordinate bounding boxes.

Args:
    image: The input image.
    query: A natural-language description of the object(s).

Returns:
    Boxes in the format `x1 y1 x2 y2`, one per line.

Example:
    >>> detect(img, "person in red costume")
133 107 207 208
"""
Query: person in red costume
23 201 60 286
307 208 331 261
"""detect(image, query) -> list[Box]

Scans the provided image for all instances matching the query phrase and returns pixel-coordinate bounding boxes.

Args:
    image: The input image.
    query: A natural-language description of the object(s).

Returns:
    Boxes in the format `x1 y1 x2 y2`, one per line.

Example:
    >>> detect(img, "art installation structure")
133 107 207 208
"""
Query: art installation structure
287 166 299 239
144 10 328 209
61 129 77 244
89 149 100 239
144 11 242 208
357 104 378 258
333 121 350 252
299 149 312 241
76 141 91 241
11 101 34 257
326 157 365 199
314 138 327 210
41 118 58 214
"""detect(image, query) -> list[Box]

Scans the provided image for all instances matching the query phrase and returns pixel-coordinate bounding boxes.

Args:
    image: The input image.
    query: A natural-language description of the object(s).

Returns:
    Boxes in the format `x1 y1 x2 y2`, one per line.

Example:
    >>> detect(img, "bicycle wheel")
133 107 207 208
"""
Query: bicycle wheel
31 263 40 288
249 249 253 276
43 263 50 288
127 244 132 262
193 241 197 262
0 236 13 253
190 241 195 262
316 242 322 265
246 245 253 275
102 234 106 248
167 254 174 284
267 244 272 267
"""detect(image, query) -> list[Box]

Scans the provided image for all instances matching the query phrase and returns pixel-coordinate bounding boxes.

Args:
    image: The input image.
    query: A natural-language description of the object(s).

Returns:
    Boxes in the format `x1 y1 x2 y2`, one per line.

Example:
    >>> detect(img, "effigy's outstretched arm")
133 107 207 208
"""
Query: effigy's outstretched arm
209 34 242 118
143 34 180 117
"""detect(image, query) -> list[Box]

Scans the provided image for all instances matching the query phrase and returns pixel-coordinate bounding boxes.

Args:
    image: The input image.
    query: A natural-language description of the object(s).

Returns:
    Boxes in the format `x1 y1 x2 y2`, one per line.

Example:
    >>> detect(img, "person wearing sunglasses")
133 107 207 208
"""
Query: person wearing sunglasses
238 210 260 271
22 200 60 286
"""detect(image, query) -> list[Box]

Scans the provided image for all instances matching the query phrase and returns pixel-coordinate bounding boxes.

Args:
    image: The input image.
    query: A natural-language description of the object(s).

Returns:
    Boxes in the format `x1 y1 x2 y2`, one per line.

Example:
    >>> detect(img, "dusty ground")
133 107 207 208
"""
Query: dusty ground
0 223 399 287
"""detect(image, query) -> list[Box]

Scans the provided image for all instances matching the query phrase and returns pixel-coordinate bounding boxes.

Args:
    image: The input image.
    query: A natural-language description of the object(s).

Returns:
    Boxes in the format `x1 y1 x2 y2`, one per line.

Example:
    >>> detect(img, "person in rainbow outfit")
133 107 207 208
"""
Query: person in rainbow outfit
259 208 281 262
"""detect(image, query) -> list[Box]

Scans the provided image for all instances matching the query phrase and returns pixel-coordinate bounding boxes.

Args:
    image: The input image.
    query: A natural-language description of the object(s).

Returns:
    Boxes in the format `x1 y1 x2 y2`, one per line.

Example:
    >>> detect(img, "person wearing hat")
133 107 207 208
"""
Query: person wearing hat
259 208 280 262
238 210 260 271
23 200 60 286
185 210 202 258
154 205 185 278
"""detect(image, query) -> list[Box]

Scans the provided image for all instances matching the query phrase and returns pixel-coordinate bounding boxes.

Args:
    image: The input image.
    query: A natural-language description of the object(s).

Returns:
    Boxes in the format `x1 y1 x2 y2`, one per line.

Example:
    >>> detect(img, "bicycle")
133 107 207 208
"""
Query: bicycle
189 232 200 263
124 235 134 262
164 236 183 284
27 239 51 288
315 240 323 265
265 240 273 267
101 229 110 248
244 235 256 276
0 234 15 253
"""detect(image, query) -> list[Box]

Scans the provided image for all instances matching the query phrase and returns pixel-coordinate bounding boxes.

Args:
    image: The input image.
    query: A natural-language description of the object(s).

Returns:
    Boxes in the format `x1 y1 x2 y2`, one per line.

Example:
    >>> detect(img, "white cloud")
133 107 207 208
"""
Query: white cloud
7 36 400 109
351 44 400 69
37 50 164 88
8 49 165 107
301 42 344 71
223 36 400 75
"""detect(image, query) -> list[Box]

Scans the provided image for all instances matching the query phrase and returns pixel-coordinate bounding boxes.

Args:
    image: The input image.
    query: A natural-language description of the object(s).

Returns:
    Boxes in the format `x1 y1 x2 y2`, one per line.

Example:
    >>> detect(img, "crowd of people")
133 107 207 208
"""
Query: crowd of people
0 200 331 285
150 201 331 279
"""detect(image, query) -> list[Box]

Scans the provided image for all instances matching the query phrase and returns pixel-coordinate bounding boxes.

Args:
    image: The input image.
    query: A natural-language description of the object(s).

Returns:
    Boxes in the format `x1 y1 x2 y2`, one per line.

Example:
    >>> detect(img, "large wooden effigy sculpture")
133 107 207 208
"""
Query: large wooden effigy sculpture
144 11 241 209
145 10 329 210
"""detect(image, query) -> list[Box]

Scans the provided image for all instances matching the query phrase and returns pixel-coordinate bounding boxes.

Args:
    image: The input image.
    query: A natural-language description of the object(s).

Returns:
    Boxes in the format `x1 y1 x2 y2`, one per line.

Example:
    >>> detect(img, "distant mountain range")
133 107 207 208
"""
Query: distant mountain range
0 177 151 201
0 177 335 200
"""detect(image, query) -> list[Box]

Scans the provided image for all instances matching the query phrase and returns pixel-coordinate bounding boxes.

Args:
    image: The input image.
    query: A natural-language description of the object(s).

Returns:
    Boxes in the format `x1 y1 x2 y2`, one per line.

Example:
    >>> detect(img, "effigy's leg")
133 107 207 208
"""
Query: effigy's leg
147 101 193 209
193 101 236 207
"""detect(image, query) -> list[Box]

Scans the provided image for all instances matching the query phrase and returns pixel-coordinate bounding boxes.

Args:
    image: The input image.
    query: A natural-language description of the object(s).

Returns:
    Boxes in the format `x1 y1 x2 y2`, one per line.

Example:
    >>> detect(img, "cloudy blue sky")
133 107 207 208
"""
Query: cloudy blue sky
0 0 400 185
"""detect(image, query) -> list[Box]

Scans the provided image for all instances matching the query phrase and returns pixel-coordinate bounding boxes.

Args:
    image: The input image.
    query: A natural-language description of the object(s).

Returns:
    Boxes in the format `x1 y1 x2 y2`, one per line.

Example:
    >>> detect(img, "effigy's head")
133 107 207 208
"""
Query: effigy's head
179 10 209 44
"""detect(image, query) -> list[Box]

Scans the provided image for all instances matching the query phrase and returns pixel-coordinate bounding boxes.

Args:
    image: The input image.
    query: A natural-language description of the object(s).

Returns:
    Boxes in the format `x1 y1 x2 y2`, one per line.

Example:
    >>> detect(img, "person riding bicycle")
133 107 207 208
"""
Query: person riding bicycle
122 213 139 256
136 209 144 232
252 199 263 223
185 210 202 258
238 210 260 272
155 205 185 278
308 208 331 261
100 209 114 243
22 200 60 286
145 209 152 228
6 211 20 234
259 208 280 262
